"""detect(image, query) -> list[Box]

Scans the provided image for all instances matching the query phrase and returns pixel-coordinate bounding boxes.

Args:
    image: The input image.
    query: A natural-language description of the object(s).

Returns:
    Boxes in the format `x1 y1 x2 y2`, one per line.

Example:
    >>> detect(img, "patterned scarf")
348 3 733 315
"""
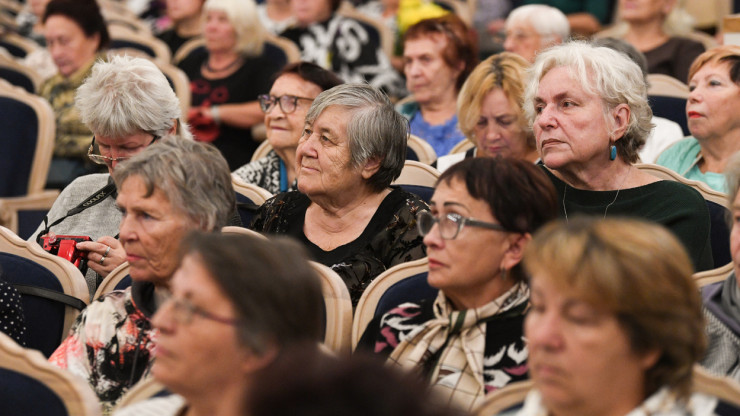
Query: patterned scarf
387 282 529 409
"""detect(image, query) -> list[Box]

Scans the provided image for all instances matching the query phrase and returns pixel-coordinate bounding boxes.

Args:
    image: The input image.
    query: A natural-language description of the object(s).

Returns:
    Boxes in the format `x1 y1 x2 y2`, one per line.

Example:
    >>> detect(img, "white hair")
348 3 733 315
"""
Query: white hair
204 0 266 56
524 41 653 163
506 5 570 46
76 55 192 140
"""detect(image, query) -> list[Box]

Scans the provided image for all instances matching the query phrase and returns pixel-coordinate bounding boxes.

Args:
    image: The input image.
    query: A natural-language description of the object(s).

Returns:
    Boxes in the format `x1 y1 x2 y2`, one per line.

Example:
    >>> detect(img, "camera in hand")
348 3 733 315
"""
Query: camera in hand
41 235 92 274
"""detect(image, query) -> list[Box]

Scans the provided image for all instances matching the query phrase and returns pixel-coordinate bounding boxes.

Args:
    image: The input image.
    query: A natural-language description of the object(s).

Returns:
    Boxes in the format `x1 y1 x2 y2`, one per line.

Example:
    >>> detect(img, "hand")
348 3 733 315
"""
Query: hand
77 236 126 278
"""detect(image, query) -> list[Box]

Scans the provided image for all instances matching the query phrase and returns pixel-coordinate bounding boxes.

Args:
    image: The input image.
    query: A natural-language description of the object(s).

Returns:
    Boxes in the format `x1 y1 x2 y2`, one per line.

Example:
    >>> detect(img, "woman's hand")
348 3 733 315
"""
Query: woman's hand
77 236 126 278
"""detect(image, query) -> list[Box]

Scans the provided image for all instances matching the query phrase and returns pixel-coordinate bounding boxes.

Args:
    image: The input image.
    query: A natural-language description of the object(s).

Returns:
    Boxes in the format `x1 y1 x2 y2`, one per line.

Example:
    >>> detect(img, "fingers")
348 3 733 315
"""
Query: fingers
78 236 126 279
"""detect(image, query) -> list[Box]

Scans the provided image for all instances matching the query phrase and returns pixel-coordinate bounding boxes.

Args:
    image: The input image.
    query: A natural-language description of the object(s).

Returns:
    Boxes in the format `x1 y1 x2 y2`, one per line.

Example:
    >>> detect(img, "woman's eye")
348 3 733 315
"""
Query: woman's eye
476 118 487 127
709 79 722 87
562 100 575 108
302 128 312 137
534 104 544 114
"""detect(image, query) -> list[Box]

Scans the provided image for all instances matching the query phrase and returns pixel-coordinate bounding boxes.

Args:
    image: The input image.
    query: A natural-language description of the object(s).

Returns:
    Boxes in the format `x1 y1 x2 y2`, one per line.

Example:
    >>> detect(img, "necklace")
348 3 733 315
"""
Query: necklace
562 166 632 222
203 56 243 72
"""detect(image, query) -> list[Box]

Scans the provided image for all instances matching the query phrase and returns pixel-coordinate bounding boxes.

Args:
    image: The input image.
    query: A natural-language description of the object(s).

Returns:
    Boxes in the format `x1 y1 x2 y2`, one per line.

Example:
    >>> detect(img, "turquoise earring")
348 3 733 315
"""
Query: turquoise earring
609 144 617 161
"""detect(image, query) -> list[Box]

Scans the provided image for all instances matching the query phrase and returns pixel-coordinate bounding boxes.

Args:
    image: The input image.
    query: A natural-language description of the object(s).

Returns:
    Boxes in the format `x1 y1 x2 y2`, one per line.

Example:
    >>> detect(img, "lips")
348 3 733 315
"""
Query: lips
687 111 703 119
540 139 563 149
427 257 446 269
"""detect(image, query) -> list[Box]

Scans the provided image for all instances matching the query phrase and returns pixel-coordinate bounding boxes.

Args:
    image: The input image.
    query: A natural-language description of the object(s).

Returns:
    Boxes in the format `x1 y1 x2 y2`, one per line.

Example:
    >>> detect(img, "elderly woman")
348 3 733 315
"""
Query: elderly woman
519 217 716 415
232 62 343 194
436 52 535 172
179 0 282 169
657 45 740 192
32 55 192 296
359 157 558 410
251 83 427 304
398 14 478 157
701 152 740 382
280 0 404 98
503 4 569 64
526 41 713 271
40 0 109 189
602 0 704 83
157 0 205 56
113 232 324 416
49 138 235 412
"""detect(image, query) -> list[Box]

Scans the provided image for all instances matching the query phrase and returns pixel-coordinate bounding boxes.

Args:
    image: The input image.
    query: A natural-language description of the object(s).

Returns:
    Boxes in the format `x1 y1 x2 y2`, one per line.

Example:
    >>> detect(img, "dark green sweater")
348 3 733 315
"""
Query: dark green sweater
544 167 714 272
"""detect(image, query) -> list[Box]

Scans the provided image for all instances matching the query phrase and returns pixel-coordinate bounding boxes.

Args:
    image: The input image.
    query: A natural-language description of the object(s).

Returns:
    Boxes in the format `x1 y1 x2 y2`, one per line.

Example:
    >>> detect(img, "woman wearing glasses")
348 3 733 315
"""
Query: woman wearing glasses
251 83 427 305
50 138 236 413
179 0 282 170
31 55 191 296
358 157 557 411
113 232 324 416
232 62 343 194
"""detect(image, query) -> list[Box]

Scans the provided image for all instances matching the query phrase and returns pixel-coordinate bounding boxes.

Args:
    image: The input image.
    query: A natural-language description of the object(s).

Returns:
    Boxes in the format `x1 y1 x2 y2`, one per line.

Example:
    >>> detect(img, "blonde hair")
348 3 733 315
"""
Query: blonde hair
204 0 266 56
457 52 533 151
524 217 705 399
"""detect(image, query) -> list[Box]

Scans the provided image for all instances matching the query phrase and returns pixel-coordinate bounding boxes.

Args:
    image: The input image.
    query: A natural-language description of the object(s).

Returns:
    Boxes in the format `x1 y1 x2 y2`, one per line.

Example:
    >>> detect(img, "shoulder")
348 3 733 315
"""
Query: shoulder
656 137 700 167
670 36 706 52
233 151 278 179
643 180 706 205
436 152 467 173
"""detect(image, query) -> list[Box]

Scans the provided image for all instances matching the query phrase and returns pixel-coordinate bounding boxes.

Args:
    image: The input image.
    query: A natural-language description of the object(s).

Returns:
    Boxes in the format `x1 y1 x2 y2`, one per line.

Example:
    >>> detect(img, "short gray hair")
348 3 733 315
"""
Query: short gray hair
76 55 191 141
113 136 235 231
524 41 653 163
506 5 570 46
204 0 266 56
305 83 407 192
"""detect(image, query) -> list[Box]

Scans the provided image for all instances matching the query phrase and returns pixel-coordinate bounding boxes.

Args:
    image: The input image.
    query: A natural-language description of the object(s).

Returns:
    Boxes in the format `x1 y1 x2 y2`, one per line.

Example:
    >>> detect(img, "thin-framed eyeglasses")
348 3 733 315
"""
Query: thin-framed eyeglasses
163 296 240 326
258 94 314 114
417 210 508 240
87 135 160 165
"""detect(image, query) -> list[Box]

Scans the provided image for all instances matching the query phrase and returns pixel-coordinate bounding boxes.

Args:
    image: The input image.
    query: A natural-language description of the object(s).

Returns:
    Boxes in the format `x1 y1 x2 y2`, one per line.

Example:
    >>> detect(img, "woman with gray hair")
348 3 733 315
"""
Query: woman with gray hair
251 83 428 305
503 4 570 63
114 232 324 416
525 41 712 271
33 55 192 295
179 0 282 170
49 137 235 413
700 151 740 382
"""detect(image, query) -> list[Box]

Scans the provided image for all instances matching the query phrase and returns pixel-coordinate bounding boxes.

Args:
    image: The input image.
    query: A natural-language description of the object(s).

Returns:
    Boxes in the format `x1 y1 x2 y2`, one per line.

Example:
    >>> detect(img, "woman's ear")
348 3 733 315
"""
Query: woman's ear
168 118 179 135
360 157 382 180
501 232 531 272
611 103 631 142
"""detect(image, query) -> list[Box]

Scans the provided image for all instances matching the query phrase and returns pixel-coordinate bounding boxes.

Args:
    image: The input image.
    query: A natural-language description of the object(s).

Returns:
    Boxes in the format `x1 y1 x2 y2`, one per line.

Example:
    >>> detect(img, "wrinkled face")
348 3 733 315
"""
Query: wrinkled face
533 66 612 171
265 74 322 152
503 21 542 63
526 274 655 415
730 192 740 279
117 176 193 284
424 178 512 309
473 89 529 159
296 106 369 199
166 0 204 22
152 254 253 397
44 15 99 78
204 9 237 53
94 132 157 175
291 0 332 26
686 62 740 141
403 36 462 105
619 0 674 23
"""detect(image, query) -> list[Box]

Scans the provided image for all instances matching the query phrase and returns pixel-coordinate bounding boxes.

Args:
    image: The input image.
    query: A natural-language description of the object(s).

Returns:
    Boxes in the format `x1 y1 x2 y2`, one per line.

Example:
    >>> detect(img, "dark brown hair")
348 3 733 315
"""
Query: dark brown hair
437 158 558 282
43 0 109 51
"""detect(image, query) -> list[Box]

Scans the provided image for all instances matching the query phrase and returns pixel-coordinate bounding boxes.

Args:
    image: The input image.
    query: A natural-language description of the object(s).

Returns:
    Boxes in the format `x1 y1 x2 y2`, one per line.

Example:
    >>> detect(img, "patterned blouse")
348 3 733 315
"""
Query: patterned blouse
232 150 297 195
250 188 428 305
0 277 26 346
49 282 157 413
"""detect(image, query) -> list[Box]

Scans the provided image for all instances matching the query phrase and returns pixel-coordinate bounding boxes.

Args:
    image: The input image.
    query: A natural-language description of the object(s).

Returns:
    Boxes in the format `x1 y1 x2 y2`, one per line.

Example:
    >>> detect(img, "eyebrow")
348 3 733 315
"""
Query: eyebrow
429 201 470 210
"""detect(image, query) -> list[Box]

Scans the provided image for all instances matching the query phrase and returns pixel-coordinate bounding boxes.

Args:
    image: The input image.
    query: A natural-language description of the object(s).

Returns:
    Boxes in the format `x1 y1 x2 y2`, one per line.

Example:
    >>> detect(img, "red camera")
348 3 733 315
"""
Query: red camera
41 235 92 274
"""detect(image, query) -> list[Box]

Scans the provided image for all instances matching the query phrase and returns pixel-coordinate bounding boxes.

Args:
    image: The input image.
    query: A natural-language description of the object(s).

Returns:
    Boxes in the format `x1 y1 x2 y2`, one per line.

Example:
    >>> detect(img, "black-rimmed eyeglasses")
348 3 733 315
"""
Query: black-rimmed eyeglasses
417 211 509 240
258 94 314 114
162 296 240 326
87 135 160 165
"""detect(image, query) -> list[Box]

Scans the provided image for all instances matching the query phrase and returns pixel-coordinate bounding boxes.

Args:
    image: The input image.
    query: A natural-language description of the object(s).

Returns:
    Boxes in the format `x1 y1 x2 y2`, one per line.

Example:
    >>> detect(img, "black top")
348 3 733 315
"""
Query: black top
0 277 26 346
178 47 283 169
543 166 714 272
250 188 428 304
156 28 194 57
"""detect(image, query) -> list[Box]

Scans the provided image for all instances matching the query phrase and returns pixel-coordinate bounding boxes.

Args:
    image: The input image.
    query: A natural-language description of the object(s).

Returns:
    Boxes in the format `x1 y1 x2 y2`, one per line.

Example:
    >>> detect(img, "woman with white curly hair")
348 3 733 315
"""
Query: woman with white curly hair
525 41 713 272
